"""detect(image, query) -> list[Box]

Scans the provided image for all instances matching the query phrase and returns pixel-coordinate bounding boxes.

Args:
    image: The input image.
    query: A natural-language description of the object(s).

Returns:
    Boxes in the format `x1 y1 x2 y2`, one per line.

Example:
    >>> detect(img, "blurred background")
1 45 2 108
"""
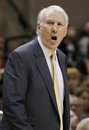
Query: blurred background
0 0 89 37
0 0 89 130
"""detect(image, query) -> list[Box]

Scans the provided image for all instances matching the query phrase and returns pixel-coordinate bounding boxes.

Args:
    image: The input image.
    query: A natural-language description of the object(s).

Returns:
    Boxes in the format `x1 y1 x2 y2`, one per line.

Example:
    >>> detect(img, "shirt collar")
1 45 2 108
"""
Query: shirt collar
37 35 56 58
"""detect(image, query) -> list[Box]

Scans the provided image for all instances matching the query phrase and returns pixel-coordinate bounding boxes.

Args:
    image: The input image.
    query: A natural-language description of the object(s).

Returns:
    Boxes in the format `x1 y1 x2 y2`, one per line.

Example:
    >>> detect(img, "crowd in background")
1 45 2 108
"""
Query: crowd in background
0 21 89 130
60 21 89 130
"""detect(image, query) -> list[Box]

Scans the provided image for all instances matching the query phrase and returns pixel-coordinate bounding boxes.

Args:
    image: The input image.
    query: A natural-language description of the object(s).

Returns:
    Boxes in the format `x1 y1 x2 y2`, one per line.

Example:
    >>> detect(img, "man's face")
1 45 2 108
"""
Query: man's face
37 10 67 51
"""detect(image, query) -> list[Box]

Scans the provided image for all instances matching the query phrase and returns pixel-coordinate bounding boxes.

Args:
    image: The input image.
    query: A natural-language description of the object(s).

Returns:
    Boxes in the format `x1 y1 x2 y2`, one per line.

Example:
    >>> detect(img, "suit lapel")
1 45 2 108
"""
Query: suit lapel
33 38 58 113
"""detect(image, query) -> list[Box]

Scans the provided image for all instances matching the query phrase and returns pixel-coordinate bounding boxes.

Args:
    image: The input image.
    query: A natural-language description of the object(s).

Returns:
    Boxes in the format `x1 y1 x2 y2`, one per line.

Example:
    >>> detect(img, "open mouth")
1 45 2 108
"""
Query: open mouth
51 36 57 40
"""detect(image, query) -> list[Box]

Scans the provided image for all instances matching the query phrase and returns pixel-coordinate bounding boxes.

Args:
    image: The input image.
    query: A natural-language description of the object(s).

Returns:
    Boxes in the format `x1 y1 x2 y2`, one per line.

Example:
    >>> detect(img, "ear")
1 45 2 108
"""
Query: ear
64 27 68 37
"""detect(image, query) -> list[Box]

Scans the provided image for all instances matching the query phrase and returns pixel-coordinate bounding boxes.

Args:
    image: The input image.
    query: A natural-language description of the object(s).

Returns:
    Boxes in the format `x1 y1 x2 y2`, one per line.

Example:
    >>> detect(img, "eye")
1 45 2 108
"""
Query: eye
47 21 54 25
57 23 63 26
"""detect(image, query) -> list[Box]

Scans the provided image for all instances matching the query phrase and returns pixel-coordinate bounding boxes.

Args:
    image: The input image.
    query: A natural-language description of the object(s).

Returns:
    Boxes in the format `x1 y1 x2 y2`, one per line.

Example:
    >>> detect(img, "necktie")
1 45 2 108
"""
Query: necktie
50 52 63 130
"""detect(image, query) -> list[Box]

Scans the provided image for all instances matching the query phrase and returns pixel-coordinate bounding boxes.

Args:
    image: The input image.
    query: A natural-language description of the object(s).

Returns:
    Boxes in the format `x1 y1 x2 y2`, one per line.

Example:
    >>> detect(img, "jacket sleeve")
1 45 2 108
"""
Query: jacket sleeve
2 51 33 130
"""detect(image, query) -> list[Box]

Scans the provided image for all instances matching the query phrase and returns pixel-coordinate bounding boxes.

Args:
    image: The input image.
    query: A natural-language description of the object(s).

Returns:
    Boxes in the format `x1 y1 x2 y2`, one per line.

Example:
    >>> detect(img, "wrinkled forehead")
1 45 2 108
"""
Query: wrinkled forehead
48 11 65 21
44 9 65 19
41 9 66 25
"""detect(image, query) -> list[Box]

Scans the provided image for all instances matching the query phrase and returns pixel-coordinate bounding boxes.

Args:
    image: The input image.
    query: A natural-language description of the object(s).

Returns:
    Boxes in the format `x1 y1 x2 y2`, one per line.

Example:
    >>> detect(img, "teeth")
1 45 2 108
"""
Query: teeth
51 36 57 40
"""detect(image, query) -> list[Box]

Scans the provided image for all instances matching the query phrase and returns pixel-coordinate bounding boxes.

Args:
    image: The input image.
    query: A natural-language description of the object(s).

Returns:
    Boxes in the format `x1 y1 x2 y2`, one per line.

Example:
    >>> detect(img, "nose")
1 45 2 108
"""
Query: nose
52 23 57 33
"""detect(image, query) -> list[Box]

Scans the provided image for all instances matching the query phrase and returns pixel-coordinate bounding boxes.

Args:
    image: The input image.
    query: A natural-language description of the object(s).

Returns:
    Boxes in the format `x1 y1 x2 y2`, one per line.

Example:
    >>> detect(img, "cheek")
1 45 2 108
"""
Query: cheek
57 29 66 40
60 28 67 36
41 27 49 37
57 32 65 43
61 29 66 36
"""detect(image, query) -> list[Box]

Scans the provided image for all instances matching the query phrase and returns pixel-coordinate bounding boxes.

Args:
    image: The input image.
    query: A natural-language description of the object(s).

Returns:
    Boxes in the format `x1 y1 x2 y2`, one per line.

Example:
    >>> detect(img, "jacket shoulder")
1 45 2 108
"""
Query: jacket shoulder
14 38 37 54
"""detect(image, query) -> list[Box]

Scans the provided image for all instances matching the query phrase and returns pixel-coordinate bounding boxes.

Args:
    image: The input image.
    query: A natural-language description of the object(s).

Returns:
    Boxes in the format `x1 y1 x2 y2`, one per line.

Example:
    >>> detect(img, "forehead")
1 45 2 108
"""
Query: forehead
44 10 66 23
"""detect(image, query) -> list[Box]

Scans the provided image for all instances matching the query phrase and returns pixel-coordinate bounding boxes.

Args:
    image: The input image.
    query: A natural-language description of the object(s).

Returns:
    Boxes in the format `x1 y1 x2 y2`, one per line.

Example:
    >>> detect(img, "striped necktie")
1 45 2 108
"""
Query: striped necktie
50 52 63 130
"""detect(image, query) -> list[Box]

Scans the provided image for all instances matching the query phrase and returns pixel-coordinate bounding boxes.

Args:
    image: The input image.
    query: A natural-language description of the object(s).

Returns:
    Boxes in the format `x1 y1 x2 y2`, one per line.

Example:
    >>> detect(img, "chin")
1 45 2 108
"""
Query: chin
50 46 57 51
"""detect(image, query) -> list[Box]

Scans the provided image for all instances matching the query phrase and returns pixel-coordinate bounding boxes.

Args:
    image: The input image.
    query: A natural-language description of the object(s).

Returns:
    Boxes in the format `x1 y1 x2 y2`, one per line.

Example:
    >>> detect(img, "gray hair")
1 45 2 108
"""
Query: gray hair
37 5 69 27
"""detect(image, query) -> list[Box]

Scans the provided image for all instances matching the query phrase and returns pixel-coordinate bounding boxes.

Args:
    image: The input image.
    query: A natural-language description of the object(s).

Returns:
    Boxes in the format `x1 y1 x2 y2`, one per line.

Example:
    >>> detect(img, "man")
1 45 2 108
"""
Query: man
0 5 70 130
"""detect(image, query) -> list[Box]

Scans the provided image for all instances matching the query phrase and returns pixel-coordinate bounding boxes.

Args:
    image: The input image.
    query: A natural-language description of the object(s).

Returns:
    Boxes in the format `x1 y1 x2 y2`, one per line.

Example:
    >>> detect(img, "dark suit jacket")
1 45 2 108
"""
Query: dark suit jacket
1 37 70 130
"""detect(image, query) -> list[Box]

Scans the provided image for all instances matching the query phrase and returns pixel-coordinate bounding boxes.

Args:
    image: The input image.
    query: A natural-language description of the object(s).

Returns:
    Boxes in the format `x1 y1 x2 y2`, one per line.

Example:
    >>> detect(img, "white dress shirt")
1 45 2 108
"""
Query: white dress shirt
37 36 64 112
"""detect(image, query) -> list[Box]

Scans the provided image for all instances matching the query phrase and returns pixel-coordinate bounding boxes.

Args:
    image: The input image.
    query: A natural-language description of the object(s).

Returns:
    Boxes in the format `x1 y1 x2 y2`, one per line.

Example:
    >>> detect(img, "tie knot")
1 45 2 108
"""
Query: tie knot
50 53 56 61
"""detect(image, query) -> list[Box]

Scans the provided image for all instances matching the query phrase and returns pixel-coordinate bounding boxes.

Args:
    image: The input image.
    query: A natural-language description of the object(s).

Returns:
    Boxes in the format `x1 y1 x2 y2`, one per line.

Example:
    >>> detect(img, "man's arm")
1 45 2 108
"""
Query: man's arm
2 51 33 130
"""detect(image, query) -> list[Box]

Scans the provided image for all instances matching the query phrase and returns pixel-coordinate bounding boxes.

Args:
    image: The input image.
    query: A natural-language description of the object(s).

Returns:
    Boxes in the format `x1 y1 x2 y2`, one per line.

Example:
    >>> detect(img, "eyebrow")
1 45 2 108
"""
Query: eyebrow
47 19 63 23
